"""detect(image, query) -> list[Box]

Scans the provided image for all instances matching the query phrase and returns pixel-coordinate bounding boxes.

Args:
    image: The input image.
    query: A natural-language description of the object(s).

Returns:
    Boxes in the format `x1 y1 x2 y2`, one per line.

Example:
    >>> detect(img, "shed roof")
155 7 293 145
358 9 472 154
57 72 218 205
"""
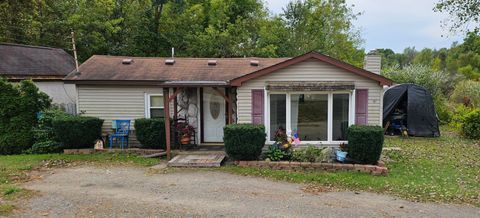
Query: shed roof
0 43 75 78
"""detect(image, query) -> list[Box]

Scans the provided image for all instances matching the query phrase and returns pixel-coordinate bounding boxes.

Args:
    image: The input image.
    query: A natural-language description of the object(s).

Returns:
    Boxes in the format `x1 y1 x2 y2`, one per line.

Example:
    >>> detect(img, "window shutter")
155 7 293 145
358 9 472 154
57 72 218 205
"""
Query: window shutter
355 89 368 125
251 89 264 124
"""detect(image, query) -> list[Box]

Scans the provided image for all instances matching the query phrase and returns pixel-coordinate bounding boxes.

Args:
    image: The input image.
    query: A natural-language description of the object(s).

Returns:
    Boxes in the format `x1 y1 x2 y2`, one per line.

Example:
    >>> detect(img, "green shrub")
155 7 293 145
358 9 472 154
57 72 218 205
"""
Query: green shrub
30 140 63 154
134 118 168 149
451 80 480 108
450 104 475 130
292 145 325 162
0 79 51 154
265 146 290 161
265 146 284 161
0 132 32 155
224 124 266 160
347 125 384 164
52 116 103 149
462 110 480 139
434 96 452 124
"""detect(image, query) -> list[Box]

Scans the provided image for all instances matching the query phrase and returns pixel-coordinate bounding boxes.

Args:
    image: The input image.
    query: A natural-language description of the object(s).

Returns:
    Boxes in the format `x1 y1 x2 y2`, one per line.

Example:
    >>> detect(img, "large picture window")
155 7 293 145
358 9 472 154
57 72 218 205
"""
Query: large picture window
147 94 164 118
291 94 328 141
267 92 352 143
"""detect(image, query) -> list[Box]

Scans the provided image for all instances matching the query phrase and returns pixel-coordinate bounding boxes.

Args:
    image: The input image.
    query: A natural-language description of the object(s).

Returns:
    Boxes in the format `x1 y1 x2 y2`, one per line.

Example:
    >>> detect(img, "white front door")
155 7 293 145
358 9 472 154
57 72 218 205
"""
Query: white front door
202 87 226 142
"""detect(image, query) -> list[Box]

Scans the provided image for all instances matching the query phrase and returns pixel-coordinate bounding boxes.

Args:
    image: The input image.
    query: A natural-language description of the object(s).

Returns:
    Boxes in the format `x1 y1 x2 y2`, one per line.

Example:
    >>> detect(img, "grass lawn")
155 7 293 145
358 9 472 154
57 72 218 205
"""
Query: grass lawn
220 127 480 207
0 153 160 215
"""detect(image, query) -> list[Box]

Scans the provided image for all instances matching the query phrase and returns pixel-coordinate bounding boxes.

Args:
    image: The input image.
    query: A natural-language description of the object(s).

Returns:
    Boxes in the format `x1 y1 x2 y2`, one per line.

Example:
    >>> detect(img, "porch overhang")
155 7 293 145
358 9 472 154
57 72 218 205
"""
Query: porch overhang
265 81 355 91
161 81 229 87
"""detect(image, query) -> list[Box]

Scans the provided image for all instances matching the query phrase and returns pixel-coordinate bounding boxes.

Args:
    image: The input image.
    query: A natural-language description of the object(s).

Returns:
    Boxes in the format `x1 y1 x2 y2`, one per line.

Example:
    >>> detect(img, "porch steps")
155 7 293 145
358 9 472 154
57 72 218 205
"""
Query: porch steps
167 154 226 167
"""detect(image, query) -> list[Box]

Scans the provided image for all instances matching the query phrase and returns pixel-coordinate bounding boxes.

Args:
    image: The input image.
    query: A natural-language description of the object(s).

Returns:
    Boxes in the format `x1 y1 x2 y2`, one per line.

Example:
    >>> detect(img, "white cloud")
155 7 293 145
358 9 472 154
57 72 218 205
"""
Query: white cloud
264 0 464 52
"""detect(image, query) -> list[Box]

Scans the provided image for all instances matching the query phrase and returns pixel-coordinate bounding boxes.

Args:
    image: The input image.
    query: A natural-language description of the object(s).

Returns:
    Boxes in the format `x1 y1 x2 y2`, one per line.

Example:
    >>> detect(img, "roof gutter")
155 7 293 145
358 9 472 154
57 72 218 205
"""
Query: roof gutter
63 79 232 87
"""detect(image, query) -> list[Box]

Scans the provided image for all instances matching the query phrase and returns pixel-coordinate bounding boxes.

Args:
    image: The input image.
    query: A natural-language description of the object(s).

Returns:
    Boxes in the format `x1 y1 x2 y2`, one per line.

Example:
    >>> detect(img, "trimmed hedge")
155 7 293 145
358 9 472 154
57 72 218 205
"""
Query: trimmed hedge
347 125 384 164
462 109 480 139
30 140 63 154
224 124 266 160
52 116 103 149
134 118 167 149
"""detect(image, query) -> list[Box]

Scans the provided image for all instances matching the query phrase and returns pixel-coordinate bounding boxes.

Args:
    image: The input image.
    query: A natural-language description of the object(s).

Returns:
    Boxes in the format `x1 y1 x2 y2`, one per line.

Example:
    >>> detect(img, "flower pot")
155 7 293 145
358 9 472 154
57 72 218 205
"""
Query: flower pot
180 135 190 145
336 150 347 162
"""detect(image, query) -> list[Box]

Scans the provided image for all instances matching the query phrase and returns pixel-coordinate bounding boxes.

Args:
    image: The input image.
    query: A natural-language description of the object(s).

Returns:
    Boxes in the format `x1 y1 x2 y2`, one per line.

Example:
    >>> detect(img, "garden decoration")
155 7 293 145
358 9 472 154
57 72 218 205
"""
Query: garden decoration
292 131 301 146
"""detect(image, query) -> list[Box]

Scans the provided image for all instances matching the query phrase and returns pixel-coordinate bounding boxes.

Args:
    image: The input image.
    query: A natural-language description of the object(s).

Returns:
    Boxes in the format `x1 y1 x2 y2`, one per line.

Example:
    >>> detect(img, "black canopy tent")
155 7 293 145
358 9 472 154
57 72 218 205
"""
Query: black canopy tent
383 84 440 137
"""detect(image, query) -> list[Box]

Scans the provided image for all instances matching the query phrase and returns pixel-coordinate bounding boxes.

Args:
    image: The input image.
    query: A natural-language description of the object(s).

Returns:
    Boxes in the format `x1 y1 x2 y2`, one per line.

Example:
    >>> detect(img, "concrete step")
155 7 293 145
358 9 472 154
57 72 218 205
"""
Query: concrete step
167 154 226 167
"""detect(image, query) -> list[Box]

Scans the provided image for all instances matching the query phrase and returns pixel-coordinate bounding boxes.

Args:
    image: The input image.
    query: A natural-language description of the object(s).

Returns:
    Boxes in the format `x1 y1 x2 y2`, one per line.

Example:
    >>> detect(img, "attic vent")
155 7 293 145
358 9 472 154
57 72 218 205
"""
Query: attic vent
165 59 175 65
250 60 259 66
208 60 217 66
122 59 133 65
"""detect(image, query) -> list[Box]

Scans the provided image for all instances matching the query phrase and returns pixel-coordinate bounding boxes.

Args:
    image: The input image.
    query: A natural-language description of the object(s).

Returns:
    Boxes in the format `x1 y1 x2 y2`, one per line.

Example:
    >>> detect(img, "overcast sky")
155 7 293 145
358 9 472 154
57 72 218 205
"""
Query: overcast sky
264 0 463 53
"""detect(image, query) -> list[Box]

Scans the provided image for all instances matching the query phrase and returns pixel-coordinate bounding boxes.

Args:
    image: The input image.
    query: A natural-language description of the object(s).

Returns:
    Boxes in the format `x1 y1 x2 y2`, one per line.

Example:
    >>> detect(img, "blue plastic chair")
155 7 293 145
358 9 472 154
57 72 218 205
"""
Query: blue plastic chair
109 120 131 149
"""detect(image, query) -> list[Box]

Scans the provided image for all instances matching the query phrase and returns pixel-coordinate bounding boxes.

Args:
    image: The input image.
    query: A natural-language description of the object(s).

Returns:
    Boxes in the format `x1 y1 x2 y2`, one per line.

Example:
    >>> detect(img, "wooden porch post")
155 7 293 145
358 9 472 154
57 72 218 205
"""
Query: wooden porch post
163 88 171 160
227 88 233 124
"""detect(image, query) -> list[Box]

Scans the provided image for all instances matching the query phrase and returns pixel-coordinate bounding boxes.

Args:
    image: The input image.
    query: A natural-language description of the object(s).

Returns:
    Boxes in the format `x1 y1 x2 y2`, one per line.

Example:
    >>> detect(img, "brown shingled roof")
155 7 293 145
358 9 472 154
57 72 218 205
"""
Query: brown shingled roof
0 43 75 78
64 51 392 86
64 55 289 84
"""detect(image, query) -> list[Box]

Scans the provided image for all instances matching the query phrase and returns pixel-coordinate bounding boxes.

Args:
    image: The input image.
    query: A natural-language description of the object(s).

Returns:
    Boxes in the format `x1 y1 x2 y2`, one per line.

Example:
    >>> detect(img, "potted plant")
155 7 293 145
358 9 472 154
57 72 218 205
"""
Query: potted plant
175 122 195 145
265 127 292 161
336 143 348 162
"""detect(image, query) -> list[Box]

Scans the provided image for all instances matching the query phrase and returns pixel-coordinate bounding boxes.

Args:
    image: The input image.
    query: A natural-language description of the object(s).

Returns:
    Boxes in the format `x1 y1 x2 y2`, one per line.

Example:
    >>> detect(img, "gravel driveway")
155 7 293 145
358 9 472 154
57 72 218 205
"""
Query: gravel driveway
17 166 480 218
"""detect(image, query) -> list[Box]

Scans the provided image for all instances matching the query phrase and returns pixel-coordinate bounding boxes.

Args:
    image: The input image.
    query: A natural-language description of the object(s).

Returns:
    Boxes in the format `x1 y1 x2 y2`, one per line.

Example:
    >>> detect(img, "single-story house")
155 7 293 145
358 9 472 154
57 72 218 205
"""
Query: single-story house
64 51 392 147
0 43 77 113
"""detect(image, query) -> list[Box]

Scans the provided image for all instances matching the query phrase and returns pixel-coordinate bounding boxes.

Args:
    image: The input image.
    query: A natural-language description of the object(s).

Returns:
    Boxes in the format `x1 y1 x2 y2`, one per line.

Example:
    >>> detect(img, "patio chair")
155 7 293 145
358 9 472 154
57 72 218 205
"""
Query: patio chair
109 120 131 149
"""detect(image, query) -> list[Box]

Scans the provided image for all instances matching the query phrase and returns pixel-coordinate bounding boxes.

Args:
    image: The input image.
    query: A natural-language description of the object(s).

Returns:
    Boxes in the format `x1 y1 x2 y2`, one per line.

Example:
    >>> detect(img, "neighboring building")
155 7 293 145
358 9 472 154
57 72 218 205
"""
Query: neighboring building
64 51 392 146
0 43 77 113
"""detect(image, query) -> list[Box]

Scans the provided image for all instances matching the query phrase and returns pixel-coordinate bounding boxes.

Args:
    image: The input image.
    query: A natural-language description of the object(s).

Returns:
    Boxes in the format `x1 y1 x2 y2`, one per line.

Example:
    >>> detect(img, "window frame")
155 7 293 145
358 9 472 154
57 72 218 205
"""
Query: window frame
265 90 354 145
145 94 164 118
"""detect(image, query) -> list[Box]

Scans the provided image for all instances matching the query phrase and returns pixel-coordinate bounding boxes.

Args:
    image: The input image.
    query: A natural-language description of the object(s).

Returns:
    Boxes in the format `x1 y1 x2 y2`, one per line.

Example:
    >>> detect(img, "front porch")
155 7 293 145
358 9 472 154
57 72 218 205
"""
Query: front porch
162 85 235 159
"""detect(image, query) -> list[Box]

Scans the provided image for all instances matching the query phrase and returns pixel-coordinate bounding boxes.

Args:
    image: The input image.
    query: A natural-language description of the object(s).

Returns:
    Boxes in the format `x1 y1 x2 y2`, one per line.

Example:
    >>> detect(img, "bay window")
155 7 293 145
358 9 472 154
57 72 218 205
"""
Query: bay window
267 91 353 143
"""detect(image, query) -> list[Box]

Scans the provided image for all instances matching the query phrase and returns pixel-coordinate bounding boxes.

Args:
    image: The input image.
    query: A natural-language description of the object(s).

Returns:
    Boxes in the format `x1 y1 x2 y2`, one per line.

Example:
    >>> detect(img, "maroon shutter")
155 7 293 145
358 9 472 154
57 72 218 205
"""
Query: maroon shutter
251 89 264 124
355 89 368 125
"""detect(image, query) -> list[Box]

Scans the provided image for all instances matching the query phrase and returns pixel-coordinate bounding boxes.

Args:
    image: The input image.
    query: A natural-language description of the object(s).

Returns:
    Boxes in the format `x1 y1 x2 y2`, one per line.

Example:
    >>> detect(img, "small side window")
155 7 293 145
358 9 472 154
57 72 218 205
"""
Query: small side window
148 95 164 118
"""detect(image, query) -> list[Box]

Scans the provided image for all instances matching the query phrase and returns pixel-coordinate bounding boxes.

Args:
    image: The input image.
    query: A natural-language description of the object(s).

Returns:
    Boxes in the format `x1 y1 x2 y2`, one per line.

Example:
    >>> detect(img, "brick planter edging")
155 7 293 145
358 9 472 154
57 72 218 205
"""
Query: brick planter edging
235 161 388 176
63 148 164 156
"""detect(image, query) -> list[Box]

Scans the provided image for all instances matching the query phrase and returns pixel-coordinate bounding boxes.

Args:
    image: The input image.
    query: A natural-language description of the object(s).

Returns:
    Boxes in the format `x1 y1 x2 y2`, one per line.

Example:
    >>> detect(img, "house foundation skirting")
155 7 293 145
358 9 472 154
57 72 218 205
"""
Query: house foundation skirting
235 161 388 176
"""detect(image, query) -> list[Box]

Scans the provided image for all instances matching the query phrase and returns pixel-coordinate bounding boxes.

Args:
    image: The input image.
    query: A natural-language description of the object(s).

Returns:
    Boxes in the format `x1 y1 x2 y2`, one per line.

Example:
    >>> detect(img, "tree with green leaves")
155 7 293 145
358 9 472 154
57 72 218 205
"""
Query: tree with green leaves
277 0 364 65
434 0 480 32
0 0 365 65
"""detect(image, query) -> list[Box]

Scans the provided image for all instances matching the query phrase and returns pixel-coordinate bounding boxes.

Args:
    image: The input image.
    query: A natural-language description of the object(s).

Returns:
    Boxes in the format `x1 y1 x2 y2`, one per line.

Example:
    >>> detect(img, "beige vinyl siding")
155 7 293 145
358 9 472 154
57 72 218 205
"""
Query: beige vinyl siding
237 59 383 126
77 85 164 147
